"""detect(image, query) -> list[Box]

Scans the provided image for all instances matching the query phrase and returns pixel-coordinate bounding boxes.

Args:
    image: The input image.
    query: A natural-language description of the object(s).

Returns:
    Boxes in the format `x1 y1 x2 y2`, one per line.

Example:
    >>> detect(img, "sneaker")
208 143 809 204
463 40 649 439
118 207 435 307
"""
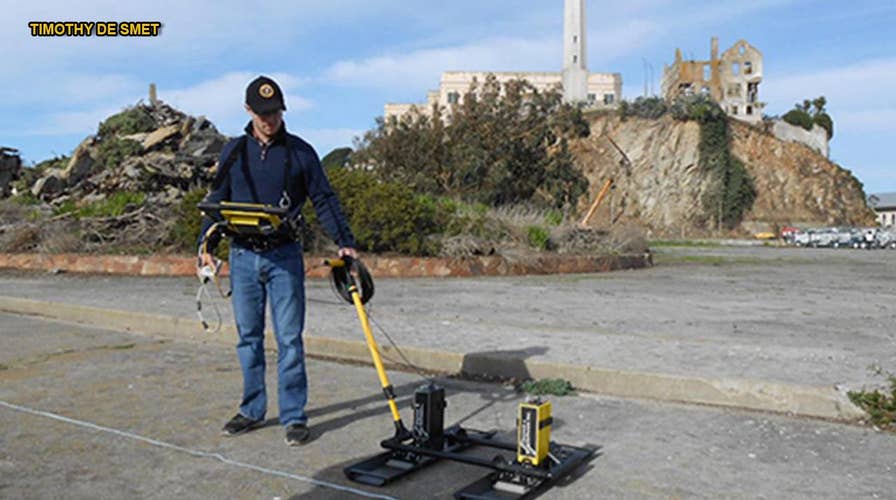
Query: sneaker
284 423 310 446
221 413 262 436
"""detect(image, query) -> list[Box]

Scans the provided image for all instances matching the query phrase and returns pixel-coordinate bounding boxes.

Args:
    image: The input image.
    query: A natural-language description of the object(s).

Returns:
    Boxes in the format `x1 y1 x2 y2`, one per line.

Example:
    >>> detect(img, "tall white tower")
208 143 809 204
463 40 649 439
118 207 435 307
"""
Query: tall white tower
562 0 589 102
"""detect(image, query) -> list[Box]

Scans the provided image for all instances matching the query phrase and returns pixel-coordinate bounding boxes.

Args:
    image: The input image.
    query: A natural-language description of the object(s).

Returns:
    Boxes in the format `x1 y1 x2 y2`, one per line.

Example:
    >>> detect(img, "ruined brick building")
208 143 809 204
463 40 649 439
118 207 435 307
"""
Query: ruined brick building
661 37 765 124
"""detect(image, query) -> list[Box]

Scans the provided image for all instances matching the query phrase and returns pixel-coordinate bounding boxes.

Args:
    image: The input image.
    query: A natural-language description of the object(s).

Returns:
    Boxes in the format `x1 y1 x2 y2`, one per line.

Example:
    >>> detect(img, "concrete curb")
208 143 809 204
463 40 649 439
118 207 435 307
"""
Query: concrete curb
0 252 652 278
0 295 865 422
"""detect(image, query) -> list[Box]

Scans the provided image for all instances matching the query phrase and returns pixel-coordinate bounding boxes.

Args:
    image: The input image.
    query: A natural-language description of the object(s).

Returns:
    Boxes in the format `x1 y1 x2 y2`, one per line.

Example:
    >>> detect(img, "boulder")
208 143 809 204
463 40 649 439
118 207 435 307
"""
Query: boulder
32 170 65 198
0 147 22 198
142 125 180 151
62 140 96 186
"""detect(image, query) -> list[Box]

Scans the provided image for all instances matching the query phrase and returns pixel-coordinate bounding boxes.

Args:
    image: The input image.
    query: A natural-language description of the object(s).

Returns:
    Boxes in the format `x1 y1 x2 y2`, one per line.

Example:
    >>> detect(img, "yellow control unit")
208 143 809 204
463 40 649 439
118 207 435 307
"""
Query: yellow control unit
198 201 288 237
517 399 552 466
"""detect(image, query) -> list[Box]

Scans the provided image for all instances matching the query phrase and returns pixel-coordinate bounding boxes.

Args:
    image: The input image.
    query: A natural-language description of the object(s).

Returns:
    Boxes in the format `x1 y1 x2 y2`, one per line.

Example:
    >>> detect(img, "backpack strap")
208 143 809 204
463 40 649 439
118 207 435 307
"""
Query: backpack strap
212 135 247 190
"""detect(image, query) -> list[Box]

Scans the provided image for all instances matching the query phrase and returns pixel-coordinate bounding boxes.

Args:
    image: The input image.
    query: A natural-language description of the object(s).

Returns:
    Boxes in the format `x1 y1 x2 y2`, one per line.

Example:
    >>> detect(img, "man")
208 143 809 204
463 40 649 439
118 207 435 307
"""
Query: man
198 75 358 446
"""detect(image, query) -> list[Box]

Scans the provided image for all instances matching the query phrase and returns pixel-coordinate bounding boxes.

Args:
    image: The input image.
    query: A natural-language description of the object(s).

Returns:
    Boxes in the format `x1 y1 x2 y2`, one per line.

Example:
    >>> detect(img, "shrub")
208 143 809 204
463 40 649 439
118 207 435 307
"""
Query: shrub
782 109 814 131
167 188 206 252
813 112 834 139
544 209 564 227
98 106 156 138
669 94 725 123
526 225 550 250
57 191 146 219
619 96 668 120
848 368 895 431
304 167 444 255
782 96 834 139
96 138 142 170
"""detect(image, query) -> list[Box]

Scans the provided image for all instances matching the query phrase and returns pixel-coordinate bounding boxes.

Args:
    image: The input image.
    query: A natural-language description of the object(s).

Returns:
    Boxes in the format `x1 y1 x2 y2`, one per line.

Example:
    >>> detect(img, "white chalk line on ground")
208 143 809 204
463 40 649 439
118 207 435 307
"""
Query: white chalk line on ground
0 400 398 500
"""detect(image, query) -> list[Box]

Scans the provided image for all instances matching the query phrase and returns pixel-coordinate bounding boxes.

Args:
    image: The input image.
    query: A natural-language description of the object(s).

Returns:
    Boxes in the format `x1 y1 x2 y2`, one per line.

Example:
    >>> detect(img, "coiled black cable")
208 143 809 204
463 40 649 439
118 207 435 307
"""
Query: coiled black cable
328 256 375 305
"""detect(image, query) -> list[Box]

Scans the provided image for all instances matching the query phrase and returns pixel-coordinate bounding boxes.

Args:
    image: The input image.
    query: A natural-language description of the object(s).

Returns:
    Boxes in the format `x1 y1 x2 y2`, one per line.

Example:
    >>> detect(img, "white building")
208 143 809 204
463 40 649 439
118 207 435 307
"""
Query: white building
384 0 622 119
869 192 896 227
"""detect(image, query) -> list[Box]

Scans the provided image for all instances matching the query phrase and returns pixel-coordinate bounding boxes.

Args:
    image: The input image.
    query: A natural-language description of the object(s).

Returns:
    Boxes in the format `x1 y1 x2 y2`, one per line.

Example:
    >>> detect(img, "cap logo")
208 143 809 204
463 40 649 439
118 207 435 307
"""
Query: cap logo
259 84 275 98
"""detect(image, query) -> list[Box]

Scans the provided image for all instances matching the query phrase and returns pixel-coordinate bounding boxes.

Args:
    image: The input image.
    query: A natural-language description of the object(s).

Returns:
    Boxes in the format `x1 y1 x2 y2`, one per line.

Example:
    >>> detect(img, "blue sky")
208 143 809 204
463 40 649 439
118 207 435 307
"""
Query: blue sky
2 0 894 194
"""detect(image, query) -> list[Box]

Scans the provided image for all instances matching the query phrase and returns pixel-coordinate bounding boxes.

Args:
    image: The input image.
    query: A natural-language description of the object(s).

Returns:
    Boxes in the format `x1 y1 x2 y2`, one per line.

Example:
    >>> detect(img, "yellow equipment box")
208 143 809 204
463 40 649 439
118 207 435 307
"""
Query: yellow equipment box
517 399 552 466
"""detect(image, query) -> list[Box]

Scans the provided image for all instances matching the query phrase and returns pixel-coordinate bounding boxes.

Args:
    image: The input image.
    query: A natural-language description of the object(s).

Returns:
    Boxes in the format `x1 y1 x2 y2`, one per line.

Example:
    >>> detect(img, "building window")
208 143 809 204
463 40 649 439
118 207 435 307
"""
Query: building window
739 44 746 55
731 105 738 115
573 35 577 43
588 93 596 102
746 105 753 115
747 82 758 103
603 93 614 104
727 84 741 97
447 92 459 104
732 62 740 76
703 64 710 81
573 55 578 64
744 61 753 75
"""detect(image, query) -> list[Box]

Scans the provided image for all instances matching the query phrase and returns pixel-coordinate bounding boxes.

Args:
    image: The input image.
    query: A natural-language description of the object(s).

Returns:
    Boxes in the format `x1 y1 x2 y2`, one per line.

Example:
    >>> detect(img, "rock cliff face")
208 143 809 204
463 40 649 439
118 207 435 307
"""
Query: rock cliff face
571 114 874 237
729 120 873 230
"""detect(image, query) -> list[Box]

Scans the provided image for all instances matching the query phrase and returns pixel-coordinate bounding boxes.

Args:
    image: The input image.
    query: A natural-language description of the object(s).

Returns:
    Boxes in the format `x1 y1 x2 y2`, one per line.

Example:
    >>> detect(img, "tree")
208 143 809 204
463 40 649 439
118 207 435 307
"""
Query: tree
321 147 352 170
783 95 833 139
351 75 590 210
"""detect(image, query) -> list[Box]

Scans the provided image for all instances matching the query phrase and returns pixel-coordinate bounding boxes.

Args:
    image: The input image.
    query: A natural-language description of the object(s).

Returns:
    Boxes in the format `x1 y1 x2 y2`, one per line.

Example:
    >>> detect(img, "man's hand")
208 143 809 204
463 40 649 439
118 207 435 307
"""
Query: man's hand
338 247 359 260
197 252 217 273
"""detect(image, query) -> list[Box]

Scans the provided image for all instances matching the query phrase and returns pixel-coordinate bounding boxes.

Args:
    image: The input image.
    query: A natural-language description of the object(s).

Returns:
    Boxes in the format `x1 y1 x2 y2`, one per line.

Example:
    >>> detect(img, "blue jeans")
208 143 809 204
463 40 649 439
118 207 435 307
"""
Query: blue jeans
229 241 307 427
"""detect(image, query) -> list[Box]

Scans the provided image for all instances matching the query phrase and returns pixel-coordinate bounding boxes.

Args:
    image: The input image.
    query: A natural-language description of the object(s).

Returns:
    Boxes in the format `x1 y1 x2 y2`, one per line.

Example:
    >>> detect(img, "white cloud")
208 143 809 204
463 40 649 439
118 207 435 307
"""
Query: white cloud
0 73 144 108
323 16 661 92
323 35 561 91
837 109 896 131
0 106 123 137
763 58 896 110
160 72 312 136
294 128 366 155
762 57 896 132
3 71 313 139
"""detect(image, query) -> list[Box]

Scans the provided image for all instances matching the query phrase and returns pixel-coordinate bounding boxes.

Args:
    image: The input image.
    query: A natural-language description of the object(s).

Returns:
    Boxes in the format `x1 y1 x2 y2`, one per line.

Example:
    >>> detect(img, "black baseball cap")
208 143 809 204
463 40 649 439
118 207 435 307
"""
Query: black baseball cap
246 75 286 115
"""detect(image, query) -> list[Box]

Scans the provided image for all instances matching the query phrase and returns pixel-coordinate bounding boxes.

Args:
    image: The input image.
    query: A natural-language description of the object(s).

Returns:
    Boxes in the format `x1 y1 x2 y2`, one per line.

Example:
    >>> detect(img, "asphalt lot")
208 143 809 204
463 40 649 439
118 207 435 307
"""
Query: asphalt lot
1 312 894 499
0 245 893 389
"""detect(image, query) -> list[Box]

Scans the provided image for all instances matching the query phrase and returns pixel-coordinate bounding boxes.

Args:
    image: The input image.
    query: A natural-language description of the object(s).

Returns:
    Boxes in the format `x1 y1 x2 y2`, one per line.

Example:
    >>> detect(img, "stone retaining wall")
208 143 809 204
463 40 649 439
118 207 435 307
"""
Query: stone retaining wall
0 252 651 278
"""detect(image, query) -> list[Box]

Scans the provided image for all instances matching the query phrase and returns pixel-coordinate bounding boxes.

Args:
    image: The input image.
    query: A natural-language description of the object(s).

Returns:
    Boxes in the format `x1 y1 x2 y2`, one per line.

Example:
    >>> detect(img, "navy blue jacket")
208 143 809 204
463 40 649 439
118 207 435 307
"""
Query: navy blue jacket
199 122 356 251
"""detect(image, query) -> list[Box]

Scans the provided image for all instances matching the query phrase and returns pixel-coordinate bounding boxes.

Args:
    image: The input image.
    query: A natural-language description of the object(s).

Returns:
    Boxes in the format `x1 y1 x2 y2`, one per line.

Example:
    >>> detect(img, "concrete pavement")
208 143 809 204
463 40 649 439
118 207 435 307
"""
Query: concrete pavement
2 245 894 419
1 313 894 499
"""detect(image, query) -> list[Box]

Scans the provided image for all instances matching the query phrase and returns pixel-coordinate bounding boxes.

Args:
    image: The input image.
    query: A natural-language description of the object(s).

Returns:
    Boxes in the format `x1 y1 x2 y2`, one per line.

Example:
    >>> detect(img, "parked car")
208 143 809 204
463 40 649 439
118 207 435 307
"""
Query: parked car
831 228 854 248
874 228 896 249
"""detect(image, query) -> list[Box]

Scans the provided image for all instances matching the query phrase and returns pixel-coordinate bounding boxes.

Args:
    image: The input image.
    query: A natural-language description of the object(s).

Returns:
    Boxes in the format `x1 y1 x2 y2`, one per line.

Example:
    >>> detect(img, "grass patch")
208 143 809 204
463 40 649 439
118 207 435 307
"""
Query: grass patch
96 138 142 170
526 225 550 250
54 191 146 219
521 378 574 396
651 253 765 266
648 239 723 248
848 368 895 431
98 106 156 137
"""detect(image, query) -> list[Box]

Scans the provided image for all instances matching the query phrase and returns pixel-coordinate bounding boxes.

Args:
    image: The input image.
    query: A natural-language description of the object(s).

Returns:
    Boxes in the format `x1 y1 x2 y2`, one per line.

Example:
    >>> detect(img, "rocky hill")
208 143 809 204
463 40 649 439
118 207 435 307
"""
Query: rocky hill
571 113 875 237
0 101 227 253
29 102 225 205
